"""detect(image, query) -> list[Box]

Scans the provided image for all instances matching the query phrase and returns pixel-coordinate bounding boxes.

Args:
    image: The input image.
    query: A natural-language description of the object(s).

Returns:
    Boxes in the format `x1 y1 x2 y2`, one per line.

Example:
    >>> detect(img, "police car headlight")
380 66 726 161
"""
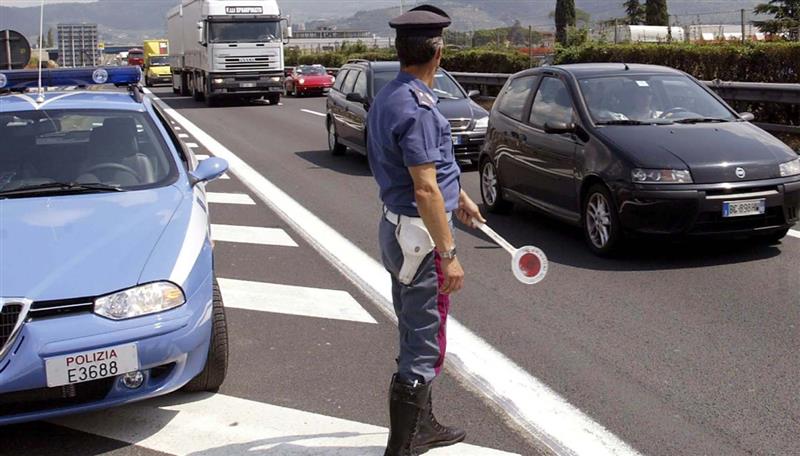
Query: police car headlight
474 117 489 133
94 282 185 320
779 158 800 177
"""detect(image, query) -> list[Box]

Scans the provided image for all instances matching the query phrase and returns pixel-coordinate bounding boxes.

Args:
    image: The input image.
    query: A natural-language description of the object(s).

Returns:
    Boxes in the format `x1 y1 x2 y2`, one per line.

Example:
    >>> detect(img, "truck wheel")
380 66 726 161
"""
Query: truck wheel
267 93 280 105
191 75 205 102
183 278 228 392
179 73 190 96
145 76 152 88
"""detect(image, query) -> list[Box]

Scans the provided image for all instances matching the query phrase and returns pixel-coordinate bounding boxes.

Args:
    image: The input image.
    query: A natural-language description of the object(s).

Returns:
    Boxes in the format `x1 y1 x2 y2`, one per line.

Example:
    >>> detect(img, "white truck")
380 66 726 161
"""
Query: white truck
167 0 288 106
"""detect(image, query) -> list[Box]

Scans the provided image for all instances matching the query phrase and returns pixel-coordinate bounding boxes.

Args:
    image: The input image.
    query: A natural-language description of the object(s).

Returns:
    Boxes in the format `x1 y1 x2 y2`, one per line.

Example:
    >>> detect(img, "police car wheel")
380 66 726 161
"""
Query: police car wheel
328 120 346 155
183 278 229 392
480 158 511 213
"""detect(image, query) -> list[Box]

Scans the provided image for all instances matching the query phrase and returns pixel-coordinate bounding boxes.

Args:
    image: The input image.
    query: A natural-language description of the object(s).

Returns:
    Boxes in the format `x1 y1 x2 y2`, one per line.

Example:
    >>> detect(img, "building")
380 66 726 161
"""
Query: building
603 25 686 43
57 23 99 67
685 24 765 42
288 27 392 52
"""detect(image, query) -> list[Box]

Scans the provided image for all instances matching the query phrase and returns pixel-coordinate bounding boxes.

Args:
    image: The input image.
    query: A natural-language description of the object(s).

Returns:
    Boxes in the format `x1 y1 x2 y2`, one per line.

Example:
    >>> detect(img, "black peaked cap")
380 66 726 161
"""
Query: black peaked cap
389 4 452 38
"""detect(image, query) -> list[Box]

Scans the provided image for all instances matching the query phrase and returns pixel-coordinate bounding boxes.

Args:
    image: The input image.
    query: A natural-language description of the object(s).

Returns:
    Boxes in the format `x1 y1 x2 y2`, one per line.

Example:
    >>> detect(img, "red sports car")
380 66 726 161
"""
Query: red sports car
285 65 335 97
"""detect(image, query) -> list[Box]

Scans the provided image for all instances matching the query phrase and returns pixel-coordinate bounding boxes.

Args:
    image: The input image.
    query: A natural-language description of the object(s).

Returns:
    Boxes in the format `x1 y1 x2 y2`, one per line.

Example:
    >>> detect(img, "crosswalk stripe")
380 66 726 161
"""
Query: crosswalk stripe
789 229 800 239
53 392 517 455
206 192 256 205
211 224 298 247
219 278 377 324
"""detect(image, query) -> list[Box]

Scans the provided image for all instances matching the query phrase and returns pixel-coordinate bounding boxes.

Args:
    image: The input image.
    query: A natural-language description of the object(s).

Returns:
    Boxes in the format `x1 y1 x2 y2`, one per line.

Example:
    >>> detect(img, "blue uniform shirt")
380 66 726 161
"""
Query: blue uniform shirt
367 71 461 216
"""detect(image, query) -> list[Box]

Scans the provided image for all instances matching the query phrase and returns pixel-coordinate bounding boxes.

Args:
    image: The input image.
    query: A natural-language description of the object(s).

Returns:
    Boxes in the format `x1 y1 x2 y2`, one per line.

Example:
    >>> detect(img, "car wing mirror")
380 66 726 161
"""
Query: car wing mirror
739 112 755 122
544 121 575 135
467 89 480 99
189 157 229 186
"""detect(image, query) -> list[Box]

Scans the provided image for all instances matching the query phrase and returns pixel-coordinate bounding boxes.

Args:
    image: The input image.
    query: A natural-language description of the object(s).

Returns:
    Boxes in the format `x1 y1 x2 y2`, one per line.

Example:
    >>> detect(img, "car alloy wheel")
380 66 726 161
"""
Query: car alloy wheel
583 184 622 255
480 159 511 213
328 120 345 155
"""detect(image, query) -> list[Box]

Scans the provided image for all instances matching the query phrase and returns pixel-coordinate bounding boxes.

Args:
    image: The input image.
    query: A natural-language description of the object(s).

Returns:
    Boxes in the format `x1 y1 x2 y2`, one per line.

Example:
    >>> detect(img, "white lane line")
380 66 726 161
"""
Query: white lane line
301 109 326 117
206 192 255 205
195 154 210 160
220 173 230 180
219 278 377 324
211 224 298 247
178 133 189 138
149 91 641 456
186 142 199 149
53 392 514 455
174 126 182 130
789 229 800 239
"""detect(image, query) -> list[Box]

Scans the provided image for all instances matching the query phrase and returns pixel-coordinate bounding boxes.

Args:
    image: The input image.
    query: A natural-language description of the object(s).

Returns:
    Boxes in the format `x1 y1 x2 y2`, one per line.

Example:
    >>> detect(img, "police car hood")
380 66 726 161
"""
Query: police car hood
0 185 184 301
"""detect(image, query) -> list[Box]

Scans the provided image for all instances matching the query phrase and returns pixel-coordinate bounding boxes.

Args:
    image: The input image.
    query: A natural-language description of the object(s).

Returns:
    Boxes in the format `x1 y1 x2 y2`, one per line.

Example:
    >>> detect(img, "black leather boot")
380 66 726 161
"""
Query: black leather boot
413 387 467 453
384 375 430 456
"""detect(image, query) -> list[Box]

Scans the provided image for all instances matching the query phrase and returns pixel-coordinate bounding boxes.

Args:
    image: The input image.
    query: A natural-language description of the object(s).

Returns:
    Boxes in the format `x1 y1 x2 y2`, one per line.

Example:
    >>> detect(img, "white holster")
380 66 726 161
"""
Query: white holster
395 217 435 286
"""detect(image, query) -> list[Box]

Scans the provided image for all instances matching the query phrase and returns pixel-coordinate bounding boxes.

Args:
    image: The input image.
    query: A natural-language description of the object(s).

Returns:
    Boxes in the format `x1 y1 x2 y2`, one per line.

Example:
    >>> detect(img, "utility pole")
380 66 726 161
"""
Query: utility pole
400 0 405 14
740 9 746 43
528 25 533 68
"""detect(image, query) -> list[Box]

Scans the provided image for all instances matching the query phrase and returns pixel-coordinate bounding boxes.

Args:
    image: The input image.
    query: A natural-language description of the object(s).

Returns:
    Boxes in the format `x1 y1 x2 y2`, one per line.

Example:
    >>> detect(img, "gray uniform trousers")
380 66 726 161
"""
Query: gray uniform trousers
379 216 451 384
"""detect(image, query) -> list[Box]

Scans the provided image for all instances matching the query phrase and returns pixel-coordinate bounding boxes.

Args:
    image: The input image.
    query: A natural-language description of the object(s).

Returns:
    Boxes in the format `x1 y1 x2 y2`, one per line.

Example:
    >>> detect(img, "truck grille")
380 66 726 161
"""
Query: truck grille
1 303 23 354
221 55 280 71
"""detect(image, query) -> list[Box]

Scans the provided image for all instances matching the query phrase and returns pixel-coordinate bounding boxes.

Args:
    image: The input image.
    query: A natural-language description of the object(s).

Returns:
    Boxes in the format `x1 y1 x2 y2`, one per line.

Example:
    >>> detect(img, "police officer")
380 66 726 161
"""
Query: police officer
367 5 486 455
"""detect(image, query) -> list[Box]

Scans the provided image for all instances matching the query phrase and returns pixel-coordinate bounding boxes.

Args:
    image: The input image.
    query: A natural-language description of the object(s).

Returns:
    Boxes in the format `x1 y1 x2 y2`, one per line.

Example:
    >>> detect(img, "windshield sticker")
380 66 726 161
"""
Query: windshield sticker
635 80 649 87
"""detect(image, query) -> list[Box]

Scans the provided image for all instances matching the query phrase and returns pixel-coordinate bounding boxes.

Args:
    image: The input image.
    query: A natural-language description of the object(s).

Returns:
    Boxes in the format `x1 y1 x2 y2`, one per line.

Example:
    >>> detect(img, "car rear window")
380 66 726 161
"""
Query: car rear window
0 109 178 193
496 76 536 122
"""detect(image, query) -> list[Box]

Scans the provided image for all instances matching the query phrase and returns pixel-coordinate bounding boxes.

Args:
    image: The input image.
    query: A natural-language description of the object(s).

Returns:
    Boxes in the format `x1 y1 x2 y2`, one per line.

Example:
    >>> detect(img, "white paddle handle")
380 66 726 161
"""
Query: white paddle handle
473 219 517 255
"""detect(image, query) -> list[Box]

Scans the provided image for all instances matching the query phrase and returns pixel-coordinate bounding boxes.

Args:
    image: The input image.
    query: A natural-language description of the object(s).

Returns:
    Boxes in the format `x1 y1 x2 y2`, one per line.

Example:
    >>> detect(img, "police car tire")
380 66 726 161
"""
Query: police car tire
183 278 229 392
480 158 512 214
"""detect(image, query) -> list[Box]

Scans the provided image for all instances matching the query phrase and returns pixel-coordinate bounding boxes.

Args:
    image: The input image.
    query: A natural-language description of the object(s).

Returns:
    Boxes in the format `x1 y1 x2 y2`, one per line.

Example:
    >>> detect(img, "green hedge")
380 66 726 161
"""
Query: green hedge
286 48 533 74
553 42 800 83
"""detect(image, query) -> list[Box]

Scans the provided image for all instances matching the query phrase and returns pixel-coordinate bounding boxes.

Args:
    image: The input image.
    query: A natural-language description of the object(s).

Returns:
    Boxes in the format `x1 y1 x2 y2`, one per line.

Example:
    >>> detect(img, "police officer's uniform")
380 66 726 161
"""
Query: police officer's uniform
366 5 466 455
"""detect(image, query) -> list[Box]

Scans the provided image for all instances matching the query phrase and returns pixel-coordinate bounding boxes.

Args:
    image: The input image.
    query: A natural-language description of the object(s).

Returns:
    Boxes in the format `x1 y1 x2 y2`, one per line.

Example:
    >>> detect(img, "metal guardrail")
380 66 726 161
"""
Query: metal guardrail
448 72 799 134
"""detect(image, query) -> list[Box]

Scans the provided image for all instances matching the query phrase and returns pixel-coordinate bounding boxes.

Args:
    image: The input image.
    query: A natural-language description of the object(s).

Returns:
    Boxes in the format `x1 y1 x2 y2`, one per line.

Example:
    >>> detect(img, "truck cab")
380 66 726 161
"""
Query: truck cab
143 39 171 87
167 0 288 107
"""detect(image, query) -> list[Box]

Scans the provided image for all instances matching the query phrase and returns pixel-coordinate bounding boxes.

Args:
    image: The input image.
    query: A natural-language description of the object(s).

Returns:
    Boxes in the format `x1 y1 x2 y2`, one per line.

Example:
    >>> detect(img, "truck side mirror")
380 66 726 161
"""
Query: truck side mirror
282 18 291 45
197 21 206 46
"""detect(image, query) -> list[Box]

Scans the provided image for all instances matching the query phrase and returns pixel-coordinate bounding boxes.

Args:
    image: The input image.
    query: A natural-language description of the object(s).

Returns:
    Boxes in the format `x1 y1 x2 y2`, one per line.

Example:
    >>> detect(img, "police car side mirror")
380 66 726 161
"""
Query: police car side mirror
739 112 755 122
467 89 480 99
190 157 229 186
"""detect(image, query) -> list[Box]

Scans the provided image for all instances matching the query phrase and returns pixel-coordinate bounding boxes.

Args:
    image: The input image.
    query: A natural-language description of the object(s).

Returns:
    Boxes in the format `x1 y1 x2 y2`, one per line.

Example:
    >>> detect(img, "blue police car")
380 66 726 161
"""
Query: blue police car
0 67 230 424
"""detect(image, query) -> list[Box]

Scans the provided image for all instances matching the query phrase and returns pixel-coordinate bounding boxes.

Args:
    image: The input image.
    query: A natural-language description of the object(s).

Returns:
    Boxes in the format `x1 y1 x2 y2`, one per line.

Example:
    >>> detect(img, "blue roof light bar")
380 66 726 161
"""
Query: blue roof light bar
0 66 142 91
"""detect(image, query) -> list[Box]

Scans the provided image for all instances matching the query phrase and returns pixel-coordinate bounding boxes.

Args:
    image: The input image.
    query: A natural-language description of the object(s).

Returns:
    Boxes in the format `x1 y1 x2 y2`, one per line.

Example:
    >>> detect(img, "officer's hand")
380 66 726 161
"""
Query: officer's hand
457 192 485 229
440 257 464 295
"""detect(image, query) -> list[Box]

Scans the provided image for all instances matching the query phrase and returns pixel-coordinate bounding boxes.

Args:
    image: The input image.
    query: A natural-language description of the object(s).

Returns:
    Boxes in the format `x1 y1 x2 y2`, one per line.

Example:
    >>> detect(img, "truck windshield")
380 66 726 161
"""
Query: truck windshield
209 21 281 43
149 56 169 66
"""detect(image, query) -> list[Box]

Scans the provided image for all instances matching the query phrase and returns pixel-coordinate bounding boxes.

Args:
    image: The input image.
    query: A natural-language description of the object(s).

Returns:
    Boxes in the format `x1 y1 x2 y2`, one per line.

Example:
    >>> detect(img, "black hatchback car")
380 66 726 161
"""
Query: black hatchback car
479 63 800 255
326 60 489 162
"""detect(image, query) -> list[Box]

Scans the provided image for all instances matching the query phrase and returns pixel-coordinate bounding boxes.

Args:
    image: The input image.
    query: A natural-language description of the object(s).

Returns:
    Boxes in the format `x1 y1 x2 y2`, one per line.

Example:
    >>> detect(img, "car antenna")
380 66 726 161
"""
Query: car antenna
35 0 45 103
623 62 630 71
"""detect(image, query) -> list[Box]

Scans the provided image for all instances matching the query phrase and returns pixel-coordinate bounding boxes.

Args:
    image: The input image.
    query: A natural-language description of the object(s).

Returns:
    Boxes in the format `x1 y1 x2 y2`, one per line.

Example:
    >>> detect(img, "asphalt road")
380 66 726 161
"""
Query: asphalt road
146 89 800 456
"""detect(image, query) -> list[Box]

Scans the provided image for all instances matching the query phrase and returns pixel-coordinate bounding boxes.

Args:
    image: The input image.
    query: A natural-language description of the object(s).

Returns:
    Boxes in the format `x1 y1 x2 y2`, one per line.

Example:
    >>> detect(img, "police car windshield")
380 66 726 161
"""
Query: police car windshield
0 110 177 196
372 70 465 99
209 21 281 43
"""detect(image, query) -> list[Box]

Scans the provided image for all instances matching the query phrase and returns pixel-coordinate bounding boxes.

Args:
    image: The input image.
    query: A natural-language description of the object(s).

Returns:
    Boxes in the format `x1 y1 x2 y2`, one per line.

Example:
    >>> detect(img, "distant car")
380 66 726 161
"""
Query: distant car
326 60 489 163
284 64 335 97
479 63 800 255
0 66 230 425
127 48 144 67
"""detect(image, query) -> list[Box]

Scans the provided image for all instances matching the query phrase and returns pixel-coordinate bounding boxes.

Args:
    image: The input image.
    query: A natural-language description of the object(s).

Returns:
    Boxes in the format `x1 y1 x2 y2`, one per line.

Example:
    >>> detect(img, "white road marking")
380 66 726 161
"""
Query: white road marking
174 126 182 130
789 229 800 239
149 90 641 456
219 278 377 324
211 224 298 247
186 142 199 148
301 109 326 118
195 154 210 160
178 133 189 138
206 192 256 206
220 173 230 180
53 392 514 455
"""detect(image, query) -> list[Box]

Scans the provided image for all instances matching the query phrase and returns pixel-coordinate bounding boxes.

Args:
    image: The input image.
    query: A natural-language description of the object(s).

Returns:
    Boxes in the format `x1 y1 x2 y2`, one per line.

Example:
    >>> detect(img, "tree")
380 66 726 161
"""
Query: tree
645 0 669 26
624 0 646 25
753 0 800 41
555 0 576 44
